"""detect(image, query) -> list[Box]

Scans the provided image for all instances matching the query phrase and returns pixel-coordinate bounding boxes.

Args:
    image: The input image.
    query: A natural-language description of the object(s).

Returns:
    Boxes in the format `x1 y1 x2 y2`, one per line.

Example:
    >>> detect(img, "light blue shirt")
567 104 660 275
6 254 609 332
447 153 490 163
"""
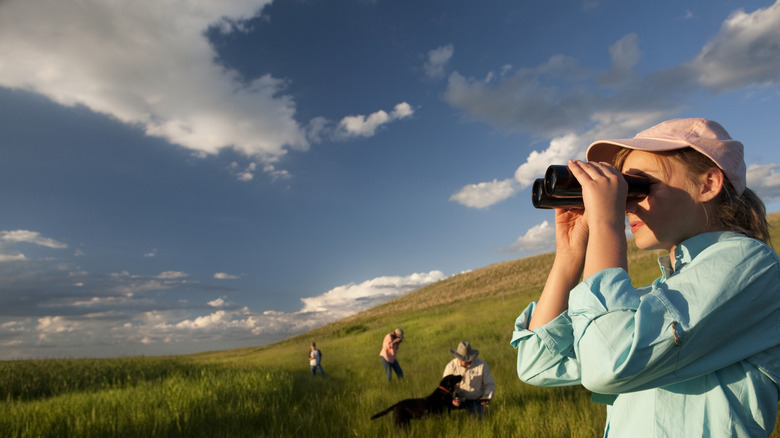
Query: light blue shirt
511 232 780 437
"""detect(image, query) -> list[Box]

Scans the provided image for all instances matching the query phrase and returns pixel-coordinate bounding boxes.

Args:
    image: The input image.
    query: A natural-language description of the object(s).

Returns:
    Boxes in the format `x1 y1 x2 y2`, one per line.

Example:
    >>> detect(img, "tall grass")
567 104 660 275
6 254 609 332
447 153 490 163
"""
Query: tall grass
3 213 780 437
0 292 605 437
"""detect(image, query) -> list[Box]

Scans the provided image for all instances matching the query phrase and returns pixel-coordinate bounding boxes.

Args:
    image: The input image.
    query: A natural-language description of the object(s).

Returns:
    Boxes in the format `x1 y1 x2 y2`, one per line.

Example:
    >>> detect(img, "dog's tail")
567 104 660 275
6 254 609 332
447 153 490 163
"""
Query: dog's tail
370 405 395 420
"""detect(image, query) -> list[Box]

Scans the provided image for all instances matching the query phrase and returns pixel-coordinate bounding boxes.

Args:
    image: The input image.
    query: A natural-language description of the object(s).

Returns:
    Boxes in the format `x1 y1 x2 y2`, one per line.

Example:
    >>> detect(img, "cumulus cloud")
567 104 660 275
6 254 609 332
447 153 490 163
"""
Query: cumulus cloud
299 271 446 318
449 179 519 209
304 102 414 143
0 229 67 264
0 1 308 169
208 297 228 307
0 254 27 263
424 44 454 79
0 0 414 180
0 266 445 359
1 230 67 249
747 164 780 202
156 271 189 280
335 102 415 139
686 1 780 91
509 221 555 253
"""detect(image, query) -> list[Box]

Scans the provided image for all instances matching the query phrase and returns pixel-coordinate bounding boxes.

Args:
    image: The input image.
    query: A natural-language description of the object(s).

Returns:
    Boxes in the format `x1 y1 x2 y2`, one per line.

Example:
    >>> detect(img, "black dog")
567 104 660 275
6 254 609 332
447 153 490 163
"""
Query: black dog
370 374 463 427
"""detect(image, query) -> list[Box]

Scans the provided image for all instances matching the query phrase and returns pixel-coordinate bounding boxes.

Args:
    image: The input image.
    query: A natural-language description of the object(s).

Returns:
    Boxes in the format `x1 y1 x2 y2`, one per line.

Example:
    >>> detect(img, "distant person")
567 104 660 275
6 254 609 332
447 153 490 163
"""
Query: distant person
309 342 325 377
379 328 404 382
443 341 495 418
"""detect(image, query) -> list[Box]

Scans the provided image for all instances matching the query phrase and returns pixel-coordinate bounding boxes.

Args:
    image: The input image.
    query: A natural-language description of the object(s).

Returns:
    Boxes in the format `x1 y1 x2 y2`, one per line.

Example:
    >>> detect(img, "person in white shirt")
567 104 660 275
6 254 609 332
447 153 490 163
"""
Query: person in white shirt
443 341 495 418
309 342 325 377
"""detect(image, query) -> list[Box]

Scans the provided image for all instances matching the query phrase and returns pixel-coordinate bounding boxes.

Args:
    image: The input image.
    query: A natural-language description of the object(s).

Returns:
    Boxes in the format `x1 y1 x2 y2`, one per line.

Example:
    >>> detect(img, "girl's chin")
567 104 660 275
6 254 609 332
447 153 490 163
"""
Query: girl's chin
632 235 656 251
633 237 668 252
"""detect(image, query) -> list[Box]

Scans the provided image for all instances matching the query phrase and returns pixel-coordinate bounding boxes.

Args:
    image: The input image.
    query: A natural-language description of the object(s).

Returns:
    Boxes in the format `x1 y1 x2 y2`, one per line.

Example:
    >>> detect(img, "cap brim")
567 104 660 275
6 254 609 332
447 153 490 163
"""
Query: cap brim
586 138 690 164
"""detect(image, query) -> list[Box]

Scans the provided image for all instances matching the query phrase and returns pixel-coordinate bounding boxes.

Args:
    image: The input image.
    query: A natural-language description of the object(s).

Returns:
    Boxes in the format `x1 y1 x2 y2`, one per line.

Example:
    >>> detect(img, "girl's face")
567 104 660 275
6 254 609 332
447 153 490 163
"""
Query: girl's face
622 150 709 253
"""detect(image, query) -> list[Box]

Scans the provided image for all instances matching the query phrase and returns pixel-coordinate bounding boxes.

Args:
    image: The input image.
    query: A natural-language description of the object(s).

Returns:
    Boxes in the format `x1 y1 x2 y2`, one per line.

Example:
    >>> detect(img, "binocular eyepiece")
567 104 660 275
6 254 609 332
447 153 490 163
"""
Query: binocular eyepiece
532 165 650 209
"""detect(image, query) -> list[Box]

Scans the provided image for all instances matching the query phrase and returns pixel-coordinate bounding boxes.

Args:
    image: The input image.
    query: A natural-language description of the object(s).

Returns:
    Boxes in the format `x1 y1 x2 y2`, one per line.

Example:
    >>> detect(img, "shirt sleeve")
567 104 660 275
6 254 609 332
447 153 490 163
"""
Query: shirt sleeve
481 363 497 399
380 334 396 360
510 301 582 386
443 359 457 378
569 237 780 394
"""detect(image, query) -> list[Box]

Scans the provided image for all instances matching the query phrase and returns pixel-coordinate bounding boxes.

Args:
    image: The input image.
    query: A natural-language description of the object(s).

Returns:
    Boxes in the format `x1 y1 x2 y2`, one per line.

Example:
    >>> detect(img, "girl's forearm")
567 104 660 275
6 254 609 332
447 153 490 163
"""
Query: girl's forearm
528 252 585 330
583 220 627 279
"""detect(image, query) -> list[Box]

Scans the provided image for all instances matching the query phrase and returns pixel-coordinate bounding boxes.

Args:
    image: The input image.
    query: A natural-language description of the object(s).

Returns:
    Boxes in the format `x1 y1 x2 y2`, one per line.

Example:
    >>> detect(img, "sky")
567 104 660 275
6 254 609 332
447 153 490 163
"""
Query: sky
1 0 780 360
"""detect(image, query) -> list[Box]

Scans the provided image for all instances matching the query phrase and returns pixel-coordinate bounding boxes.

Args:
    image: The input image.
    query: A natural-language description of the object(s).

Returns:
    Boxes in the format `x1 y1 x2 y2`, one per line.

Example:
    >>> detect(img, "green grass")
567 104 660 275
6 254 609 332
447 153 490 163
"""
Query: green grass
2 213 780 437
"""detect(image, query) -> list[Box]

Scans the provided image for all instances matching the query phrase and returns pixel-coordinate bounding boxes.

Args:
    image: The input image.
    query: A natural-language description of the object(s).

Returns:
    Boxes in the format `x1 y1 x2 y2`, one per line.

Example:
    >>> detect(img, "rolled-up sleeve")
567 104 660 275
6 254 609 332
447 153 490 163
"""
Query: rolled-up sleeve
568 235 780 395
511 302 581 386
568 268 680 393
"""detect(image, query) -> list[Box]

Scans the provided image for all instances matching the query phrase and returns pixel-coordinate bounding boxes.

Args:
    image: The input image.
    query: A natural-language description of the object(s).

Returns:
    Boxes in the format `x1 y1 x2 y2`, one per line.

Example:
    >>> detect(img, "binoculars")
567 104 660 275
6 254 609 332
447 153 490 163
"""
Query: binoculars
532 165 650 209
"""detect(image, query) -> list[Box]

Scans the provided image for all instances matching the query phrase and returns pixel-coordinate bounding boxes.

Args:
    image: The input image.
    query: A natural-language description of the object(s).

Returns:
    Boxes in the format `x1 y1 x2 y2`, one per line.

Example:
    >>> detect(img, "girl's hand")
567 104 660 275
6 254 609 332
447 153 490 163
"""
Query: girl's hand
567 160 627 229
528 200 588 330
553 206 589 256
567 160 628 277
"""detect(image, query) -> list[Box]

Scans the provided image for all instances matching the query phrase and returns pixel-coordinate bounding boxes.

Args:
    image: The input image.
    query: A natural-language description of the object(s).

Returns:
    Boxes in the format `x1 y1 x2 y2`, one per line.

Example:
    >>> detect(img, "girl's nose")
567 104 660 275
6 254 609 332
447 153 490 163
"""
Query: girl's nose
625 197 640 214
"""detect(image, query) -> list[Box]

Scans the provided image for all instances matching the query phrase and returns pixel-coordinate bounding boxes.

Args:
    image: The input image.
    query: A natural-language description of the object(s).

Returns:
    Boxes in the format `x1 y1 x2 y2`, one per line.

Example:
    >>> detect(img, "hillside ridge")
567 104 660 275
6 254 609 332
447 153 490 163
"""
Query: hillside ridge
263 211 780 351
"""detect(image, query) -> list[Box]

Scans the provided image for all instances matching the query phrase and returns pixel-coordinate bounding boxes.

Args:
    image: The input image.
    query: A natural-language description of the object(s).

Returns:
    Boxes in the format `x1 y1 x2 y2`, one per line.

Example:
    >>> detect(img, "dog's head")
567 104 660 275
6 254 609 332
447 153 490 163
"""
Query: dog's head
439 374 463 392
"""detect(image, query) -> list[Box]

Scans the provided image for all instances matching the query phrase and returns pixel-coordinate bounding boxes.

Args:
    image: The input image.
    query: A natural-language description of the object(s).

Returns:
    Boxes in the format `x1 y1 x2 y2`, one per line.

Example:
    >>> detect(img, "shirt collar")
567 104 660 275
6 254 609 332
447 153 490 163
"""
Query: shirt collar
658 232 737 277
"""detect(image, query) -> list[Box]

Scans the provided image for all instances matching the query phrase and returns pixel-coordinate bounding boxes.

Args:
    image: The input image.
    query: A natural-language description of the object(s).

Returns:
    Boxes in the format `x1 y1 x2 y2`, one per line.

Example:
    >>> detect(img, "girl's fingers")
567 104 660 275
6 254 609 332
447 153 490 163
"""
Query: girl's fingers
569 160 621 183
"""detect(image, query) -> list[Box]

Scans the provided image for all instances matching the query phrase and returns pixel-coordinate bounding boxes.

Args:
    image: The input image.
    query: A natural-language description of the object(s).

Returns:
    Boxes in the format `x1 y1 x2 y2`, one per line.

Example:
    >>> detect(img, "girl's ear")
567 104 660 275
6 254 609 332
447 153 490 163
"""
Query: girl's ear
698 167 724 202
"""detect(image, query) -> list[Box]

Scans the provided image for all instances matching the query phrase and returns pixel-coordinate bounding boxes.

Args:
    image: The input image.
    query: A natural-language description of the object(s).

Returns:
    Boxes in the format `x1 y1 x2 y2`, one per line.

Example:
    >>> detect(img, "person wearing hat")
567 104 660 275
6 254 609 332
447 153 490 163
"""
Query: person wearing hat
379 328 404 382
443 341 495 418
511 118 780 437
309 342 325 377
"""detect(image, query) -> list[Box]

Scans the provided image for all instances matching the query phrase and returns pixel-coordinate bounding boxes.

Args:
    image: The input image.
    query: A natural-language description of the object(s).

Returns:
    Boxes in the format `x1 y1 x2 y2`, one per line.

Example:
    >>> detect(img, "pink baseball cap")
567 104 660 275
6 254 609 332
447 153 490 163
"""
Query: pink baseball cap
586 118 746 195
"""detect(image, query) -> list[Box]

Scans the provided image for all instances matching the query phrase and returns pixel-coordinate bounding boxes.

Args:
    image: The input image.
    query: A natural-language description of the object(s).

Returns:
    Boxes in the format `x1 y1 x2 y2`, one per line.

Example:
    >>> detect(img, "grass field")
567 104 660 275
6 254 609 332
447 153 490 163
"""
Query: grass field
2 213 780 437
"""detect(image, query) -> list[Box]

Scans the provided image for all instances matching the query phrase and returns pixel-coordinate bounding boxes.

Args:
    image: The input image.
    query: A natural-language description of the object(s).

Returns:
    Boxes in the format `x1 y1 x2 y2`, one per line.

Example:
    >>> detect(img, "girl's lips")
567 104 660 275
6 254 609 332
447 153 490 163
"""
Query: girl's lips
630 221 644 233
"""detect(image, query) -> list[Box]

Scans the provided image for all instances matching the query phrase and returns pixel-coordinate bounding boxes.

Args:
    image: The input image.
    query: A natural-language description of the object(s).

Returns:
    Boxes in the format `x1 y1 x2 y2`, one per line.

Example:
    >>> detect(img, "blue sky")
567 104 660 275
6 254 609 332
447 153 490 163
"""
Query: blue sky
1 0 780 359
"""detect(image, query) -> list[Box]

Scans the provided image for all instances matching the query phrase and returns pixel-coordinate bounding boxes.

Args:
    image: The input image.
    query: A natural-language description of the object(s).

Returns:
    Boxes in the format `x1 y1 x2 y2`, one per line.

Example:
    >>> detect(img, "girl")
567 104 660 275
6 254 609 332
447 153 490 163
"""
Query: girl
511 118 780 437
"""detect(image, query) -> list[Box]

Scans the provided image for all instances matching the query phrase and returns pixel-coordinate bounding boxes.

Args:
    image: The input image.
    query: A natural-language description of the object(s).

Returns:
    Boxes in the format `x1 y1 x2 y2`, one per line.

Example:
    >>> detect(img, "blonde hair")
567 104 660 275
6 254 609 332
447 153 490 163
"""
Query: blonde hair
614 148 770 245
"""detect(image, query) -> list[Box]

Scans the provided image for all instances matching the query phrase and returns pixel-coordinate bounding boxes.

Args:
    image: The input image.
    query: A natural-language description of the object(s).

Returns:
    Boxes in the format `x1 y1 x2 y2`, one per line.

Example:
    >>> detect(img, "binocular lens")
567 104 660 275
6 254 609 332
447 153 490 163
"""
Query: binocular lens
532 178 584 209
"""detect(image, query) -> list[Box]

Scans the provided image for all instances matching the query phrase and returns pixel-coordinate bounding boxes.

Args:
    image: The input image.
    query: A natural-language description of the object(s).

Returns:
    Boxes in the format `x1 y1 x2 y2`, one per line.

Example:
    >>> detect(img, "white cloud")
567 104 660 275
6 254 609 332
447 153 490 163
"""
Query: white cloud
298 270 446 318
304 102 414 143
424 44 454 79
208 298 227 307
1 230 67 248
156 271 189 280
230 162 257 182
687 1 780 91
512 133 583 186
449 179 519 209
214 272 241 280
0 0 305 175
334 102 414 139
0 268 446 359
509 221 555 253
0 253 26 263
747 164 780 202
0 0 420 178
0 229 67 263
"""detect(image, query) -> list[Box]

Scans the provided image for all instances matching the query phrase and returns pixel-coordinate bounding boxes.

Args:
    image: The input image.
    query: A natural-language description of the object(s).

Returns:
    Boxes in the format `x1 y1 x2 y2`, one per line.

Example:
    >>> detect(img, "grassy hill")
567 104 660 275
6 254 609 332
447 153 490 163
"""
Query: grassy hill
2 212 780 437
